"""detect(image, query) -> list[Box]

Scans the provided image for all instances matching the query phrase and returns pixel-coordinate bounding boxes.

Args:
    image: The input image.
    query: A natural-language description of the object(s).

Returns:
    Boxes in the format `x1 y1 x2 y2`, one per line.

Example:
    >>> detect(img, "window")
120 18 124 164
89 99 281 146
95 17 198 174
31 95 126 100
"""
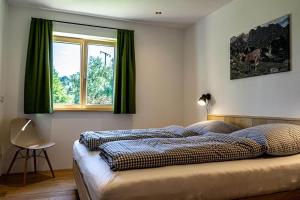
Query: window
53 36 116 111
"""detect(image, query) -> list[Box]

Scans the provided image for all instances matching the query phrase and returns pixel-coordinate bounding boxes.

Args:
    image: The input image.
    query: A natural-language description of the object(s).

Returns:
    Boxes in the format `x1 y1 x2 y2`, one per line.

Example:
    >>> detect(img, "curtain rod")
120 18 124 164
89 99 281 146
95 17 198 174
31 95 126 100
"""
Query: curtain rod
33 18 133 31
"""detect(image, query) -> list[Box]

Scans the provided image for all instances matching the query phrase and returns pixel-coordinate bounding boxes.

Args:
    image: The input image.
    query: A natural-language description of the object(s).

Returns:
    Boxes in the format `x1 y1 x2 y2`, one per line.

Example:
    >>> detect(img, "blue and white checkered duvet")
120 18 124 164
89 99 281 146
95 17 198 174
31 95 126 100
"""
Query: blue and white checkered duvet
79 125 197 150
99 133 265 171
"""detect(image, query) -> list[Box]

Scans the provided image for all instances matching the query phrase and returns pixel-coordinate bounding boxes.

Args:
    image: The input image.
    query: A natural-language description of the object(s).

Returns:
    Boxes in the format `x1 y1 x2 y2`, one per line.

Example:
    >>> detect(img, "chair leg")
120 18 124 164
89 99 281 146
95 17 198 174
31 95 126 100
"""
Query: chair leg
33 150 37 173
43 149 55 178
6 148 21 175
23 149 30 185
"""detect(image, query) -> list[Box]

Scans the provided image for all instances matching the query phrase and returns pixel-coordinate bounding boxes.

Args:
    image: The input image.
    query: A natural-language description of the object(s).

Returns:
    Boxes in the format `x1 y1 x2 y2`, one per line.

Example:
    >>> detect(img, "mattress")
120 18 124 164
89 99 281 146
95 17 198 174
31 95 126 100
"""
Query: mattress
73 140 300 200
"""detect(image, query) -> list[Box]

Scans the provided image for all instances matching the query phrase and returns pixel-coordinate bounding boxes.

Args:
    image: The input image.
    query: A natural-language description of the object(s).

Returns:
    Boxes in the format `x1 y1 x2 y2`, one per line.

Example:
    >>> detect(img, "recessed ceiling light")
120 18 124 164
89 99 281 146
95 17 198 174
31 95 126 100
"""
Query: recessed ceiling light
155 11 162 15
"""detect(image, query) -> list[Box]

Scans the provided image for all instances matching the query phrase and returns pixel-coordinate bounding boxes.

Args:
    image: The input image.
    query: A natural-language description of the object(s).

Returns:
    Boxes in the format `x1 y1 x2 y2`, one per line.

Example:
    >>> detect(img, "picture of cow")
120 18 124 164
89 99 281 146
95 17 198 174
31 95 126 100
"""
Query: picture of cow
230 15 290 80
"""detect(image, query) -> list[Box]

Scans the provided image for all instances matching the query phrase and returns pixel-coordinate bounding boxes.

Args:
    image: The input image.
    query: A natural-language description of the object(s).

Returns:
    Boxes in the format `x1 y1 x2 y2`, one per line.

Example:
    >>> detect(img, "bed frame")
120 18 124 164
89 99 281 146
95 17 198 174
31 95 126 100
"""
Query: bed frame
73 114 300 200
208 114 300 128
73 160 91 200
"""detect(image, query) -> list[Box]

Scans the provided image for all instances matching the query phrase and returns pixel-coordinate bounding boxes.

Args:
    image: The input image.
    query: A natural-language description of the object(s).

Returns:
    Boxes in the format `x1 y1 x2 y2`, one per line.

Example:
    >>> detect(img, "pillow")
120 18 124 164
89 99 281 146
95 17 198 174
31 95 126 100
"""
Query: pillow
185 120 241 135
231 123 300 156
162 125 187 136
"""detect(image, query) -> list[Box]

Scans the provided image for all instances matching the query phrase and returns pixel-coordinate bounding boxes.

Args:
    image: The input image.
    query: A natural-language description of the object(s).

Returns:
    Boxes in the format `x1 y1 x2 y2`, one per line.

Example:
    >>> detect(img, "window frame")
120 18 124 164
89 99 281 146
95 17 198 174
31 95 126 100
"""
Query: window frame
53 35 116 112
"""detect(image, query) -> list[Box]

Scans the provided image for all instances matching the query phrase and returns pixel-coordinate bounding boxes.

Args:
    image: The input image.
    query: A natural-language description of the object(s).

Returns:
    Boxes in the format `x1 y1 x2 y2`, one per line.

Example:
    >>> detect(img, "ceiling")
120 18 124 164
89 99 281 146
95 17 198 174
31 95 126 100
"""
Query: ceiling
7 0 233 28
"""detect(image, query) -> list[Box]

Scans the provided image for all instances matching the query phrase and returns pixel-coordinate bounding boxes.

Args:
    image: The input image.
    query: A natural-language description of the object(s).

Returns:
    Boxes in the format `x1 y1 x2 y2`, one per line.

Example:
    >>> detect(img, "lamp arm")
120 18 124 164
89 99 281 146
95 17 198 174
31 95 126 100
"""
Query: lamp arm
205 104 209 120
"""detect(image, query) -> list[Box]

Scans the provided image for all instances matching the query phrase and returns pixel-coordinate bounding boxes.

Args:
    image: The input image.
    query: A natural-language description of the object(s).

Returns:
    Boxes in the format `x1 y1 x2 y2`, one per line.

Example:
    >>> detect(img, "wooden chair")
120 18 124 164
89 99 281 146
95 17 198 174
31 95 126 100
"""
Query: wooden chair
6 118 55 184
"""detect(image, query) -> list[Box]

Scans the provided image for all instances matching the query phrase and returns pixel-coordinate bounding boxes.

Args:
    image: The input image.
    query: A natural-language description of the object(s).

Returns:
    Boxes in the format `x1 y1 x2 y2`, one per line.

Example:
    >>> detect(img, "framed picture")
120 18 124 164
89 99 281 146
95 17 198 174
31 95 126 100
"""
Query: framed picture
230 15 290 80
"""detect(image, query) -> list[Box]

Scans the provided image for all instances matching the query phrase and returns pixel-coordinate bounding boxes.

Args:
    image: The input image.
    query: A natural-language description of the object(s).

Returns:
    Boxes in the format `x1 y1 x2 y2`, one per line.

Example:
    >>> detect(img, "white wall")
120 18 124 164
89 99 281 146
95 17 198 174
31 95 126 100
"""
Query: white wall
0 0 8 174
183 0 300 125
2 5 184 172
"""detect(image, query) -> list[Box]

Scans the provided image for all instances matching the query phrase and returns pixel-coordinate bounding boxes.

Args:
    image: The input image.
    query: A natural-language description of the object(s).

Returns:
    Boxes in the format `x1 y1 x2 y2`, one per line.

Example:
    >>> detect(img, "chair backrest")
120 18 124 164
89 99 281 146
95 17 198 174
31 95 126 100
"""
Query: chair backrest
10 118 46 148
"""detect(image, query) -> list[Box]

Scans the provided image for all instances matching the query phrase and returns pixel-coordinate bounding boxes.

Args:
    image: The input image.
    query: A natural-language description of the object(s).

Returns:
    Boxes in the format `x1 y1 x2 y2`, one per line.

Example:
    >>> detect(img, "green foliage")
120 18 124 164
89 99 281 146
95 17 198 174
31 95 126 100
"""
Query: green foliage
69 72 81 104
52 56 113 105
87 56 114 105
52 68 71 104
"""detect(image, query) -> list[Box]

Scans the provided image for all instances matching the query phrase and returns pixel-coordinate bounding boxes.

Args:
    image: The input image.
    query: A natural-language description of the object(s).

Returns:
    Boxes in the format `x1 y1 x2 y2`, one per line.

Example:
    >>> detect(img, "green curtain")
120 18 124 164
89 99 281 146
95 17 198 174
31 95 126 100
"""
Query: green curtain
24 18 53 114
113 30 136 114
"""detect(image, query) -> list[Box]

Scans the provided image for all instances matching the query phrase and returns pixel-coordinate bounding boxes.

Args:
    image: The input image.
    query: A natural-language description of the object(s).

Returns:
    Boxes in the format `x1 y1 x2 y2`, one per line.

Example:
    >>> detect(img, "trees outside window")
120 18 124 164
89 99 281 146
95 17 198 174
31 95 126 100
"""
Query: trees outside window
53 36 116 111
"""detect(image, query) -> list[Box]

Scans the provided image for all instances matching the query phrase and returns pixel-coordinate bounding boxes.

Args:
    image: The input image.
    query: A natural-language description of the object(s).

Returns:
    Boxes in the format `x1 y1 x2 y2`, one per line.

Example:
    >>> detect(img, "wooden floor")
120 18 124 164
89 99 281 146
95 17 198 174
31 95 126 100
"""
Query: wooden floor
0 169 78 200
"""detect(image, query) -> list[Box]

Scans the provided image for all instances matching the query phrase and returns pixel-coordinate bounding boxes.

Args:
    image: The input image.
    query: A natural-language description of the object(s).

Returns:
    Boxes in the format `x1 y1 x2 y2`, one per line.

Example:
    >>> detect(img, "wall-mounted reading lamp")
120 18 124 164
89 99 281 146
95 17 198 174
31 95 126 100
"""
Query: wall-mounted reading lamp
198 93 211 117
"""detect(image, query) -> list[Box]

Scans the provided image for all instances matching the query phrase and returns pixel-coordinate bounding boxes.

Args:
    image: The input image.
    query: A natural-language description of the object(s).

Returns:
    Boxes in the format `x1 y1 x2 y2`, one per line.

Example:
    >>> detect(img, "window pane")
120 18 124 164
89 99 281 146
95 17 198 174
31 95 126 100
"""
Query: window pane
53 42 81 105
86 44 114 105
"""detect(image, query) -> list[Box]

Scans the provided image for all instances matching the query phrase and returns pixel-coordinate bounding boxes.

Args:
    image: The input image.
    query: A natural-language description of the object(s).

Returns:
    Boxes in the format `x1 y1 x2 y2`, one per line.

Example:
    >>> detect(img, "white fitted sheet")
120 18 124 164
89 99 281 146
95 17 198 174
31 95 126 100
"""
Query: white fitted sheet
73 140 300 200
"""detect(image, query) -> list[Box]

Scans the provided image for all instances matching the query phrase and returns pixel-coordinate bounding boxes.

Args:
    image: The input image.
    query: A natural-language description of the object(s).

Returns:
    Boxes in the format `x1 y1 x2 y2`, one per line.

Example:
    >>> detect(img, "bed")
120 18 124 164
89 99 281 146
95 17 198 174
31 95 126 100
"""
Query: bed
73 114 300 200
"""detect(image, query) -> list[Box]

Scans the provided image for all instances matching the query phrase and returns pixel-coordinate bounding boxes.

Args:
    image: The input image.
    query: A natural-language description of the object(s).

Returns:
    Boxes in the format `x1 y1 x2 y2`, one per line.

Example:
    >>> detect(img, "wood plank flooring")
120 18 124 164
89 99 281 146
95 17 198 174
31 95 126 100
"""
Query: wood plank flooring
0 169 78 200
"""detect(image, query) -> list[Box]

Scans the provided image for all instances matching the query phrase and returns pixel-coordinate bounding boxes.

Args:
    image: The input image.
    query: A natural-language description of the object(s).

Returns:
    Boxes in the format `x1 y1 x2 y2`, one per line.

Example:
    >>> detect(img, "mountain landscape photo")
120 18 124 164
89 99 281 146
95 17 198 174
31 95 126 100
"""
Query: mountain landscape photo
230 15 290 80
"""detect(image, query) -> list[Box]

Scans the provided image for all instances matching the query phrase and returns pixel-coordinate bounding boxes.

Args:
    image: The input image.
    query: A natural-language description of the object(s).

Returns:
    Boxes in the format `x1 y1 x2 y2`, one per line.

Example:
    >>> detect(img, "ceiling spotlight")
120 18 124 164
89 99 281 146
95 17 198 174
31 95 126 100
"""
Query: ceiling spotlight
155 11 162 15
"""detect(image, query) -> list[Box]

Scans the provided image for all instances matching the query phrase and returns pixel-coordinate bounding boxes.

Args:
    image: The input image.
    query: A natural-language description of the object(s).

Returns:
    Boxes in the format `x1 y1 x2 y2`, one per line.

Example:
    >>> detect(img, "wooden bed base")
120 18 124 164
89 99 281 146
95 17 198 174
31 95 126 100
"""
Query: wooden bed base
73 160 91 200
242 190 300 200
208 114 300 128
73 114 300 200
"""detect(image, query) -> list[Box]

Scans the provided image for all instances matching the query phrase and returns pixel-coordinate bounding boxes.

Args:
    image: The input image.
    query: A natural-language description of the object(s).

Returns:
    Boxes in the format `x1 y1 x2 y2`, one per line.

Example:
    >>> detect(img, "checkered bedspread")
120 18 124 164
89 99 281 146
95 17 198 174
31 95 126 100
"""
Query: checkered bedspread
79 125 196 150
99 133 265 171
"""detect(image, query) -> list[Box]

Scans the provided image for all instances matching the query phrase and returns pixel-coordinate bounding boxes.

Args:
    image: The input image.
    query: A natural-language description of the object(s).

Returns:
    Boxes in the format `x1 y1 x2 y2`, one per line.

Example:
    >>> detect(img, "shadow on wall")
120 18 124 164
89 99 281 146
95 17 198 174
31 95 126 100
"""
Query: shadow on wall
184 22 212 125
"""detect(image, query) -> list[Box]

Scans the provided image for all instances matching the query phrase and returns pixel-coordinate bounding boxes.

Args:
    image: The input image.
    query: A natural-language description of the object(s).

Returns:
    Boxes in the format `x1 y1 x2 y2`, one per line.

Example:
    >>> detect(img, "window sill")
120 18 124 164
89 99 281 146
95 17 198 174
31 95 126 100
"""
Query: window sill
54 106 113 112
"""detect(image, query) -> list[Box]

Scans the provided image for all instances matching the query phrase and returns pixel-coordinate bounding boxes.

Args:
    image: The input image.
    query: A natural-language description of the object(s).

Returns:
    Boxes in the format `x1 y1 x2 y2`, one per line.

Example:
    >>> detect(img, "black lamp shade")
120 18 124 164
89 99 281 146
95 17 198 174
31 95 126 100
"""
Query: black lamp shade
198 93 211 106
